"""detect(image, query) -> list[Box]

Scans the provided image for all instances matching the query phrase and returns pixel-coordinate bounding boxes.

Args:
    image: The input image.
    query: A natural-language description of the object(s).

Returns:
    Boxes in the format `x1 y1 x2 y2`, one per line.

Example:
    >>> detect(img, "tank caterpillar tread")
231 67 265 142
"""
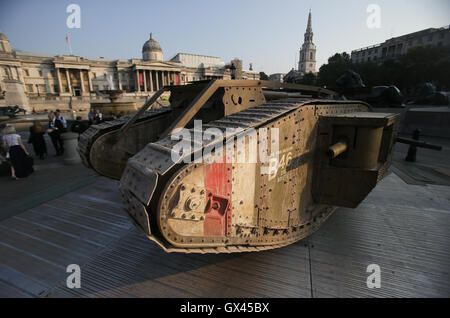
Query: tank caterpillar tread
81 80 399 253
78 109 172 178
119 93 398 253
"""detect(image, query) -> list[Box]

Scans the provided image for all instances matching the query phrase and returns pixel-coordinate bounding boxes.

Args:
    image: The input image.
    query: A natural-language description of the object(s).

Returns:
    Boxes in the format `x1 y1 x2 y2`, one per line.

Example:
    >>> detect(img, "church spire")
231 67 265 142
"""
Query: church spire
298 10 316 74
306 9 312 33
304 9 313 43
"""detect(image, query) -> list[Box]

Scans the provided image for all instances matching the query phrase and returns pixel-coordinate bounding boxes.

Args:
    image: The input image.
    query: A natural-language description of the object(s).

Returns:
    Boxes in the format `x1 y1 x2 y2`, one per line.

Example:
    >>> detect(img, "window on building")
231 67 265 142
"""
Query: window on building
4 67 10 79
27 84 33 92
54 85 59 93
388 45 396 56
439 33 445 39
310 52 313 60
25 69 30 76
93 73 97 78
38 70 43 77
428 35 433 42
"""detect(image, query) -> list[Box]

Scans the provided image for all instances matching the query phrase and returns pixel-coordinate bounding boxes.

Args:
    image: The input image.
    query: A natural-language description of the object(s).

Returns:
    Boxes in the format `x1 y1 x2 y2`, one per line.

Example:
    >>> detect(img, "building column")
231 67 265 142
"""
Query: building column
65 69 72 95
149 70 154 92
87 71 93 92
56 68 63 95
79 69 85 94
143 70 148 92
117 70 122 90
155 71 159 91
14 67 20 81
136 70 140 92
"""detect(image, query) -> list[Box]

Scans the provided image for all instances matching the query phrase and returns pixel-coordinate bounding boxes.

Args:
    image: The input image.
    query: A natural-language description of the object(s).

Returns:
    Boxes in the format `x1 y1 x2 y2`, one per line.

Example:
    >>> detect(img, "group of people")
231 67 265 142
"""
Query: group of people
88 109 104 125
1 108 94 180
28 109 67 159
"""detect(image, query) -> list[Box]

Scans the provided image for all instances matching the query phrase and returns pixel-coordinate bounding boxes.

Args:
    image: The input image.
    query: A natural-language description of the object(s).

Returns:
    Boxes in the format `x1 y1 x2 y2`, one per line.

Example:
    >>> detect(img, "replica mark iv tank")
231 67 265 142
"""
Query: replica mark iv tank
79 80 399 253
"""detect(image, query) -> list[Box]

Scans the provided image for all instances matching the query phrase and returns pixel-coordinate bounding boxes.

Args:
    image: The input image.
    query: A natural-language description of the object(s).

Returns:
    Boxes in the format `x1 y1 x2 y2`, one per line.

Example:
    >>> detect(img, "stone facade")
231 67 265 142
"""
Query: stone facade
298 10 316 75
0 32 258 112
351 25 450 64
269 73 285 83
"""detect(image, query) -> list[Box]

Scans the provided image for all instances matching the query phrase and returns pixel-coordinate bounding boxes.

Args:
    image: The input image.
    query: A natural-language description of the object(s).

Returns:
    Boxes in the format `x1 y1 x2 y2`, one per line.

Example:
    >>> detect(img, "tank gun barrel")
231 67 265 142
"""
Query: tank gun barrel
328 141 348 159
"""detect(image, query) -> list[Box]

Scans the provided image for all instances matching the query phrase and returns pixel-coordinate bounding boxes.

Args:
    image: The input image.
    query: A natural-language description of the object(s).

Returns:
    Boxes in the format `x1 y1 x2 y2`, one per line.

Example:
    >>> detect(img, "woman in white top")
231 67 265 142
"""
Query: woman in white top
2 125 32 179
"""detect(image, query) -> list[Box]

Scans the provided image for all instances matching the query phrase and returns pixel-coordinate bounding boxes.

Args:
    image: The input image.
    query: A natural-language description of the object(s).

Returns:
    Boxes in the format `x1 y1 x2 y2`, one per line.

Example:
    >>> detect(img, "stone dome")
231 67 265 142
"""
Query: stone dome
143 33 162 52
0 32 8 41
142 33 163 61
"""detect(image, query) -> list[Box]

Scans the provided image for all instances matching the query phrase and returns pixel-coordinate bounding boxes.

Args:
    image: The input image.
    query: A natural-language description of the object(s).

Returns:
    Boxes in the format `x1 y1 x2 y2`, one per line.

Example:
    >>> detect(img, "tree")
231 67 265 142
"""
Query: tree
318 46 450 94
298 72 317 85
259 72 269 80
317 52 352 87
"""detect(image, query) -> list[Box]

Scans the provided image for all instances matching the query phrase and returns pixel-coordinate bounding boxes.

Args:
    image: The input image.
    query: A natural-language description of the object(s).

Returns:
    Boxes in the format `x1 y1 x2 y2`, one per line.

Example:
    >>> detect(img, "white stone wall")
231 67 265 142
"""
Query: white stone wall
171 53 225 69
351 26 450 64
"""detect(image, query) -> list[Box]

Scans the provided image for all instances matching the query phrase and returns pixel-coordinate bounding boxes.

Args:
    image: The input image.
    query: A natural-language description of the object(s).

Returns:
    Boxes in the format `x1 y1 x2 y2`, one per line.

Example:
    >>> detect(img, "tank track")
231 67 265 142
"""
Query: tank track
78 109 170 169
128 206 335 254
120 98 369 253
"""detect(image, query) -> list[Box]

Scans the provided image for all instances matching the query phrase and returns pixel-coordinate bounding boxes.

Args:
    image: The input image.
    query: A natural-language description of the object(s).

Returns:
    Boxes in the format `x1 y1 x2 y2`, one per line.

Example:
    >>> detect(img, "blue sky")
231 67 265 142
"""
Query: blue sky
1 0 449 74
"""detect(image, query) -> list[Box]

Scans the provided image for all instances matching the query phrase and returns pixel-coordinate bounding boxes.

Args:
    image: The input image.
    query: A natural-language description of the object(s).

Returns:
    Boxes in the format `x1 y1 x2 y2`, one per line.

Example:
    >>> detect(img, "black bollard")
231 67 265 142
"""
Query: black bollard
405 129 421 162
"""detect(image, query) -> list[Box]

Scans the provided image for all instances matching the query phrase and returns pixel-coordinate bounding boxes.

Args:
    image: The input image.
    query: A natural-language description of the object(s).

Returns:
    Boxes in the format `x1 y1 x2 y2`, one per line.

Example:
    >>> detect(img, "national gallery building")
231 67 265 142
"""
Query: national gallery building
0 32 258 112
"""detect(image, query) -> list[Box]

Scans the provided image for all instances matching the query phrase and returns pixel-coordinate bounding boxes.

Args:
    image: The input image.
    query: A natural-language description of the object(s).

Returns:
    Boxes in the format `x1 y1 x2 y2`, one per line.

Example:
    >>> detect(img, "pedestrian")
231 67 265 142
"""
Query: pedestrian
71 116 89 140
88 108 95 125
2 125 33 179
28 121 47 159
47 113 65 156
94 109 104 124
55 109 68 132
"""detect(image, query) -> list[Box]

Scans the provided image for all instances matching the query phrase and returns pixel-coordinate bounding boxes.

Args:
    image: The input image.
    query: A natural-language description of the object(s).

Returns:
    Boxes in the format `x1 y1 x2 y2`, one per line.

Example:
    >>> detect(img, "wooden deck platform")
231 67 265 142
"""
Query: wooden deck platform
0 171 449 298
